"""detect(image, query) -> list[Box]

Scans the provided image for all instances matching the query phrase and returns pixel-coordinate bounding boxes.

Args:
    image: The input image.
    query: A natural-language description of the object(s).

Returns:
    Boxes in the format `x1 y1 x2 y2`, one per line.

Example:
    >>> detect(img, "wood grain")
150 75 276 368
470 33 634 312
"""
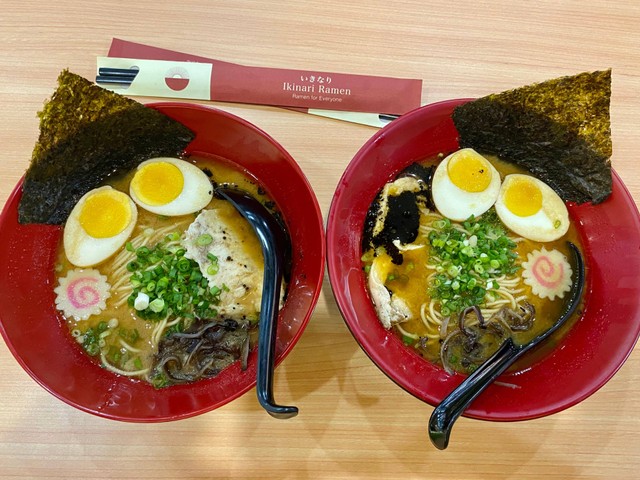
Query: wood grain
1 1 639 478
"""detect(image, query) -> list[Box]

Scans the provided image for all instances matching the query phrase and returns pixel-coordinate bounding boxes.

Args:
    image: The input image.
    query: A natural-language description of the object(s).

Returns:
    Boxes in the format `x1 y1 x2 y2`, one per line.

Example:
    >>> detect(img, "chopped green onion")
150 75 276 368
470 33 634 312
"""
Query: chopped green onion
427 209 519 316
119 328 140 344
149 298 165 313
447 265 459 277
177 258 191 272
196 234 213 246
126 231 225 321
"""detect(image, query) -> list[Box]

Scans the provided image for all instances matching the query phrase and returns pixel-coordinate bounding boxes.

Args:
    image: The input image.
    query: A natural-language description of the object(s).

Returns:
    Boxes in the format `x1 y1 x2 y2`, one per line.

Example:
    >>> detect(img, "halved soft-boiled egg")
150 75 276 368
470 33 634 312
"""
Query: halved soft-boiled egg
495 174 569 242
64 186 137 267
129 157 213 216
431 148 501 221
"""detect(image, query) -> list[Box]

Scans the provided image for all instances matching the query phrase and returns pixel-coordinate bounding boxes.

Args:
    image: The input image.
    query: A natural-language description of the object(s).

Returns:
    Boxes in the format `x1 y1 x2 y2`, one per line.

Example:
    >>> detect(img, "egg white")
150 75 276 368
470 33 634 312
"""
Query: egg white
64 186 138 267
431 149 501 221
495 174 569 242
129 157 213 216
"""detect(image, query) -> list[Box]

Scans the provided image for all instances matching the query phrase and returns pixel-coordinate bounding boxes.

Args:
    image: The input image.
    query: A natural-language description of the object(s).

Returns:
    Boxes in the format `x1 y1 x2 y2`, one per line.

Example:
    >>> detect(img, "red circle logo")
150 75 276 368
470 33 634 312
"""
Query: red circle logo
165 67 190 91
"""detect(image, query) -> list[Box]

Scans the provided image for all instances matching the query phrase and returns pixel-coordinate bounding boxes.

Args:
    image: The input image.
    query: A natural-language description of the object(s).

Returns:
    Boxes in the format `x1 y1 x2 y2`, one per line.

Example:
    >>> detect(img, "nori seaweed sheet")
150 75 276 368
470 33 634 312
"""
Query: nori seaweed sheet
362 163 434 264
18 70 195 224
452 70 612 204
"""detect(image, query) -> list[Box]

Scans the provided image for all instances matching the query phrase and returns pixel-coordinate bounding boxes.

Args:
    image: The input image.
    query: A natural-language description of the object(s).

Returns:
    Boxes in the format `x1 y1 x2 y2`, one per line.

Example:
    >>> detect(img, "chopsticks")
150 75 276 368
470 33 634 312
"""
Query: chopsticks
378 114 400 122
96 67 138 86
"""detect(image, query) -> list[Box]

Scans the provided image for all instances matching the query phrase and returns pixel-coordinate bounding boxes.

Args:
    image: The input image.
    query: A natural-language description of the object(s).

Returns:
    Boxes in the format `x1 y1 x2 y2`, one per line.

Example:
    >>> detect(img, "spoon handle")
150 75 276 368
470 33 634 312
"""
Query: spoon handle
255 259 298 418
428 339 522 450
217 188 298 419
255 216 298 420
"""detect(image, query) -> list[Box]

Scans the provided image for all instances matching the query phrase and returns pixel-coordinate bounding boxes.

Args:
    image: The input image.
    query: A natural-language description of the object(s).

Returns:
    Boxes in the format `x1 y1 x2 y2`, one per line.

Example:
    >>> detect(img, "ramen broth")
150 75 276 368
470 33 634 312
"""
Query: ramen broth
55 155 271 381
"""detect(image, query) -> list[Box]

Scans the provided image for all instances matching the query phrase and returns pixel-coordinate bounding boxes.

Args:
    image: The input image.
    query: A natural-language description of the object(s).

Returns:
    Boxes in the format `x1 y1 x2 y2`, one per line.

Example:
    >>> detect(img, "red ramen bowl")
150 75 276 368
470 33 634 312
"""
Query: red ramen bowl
326 98 640 421
0 103 325 422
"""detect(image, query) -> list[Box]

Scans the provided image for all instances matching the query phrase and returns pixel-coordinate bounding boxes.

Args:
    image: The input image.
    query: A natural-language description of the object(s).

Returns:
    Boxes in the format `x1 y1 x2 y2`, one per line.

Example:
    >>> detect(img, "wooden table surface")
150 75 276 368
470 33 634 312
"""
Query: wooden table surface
1 1 639 478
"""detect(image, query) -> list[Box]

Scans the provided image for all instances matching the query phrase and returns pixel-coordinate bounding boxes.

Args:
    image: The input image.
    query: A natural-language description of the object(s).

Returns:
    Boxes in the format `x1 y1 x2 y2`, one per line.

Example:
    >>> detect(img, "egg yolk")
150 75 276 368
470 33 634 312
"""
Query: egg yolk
79 190 131 238
131 161 184 206
447 150 492 192
504 177 543 216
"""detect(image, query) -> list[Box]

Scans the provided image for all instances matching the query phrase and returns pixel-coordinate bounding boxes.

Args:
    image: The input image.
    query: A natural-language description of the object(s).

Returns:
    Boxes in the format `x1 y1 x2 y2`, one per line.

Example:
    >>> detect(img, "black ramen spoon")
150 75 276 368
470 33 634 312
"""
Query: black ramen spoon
428 242 585 450
216 187 298 419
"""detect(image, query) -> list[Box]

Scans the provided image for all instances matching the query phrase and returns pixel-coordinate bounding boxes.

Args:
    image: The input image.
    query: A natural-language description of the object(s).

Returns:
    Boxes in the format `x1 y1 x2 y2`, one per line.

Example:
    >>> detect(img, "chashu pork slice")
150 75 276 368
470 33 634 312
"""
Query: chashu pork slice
183 204 266 321
368 255 412 329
